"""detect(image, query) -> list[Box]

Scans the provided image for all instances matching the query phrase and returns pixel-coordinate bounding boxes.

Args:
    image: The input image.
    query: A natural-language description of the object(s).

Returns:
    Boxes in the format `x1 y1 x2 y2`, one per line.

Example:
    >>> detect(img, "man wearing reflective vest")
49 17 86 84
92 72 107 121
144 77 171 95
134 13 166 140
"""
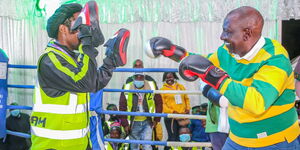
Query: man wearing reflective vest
119 72 162 150
30 1 129 150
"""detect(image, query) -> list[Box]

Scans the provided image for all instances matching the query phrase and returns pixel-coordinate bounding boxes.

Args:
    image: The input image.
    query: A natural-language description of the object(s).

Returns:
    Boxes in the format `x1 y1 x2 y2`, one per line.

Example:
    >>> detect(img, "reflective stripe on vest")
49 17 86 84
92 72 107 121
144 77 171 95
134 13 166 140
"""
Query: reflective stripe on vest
31 126 89 140
31 46 89 142
34 86 87 114
107 142 125 150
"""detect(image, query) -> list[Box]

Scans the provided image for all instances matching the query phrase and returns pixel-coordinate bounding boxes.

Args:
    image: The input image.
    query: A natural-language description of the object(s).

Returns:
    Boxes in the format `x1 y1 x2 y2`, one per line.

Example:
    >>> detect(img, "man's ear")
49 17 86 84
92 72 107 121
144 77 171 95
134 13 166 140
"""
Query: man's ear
243 28 252 41
58 24 68 34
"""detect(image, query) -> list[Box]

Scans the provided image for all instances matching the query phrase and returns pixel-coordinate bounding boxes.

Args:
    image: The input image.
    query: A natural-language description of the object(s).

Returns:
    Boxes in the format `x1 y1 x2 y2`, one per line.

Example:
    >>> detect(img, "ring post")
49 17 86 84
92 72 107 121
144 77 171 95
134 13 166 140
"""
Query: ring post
0 49 9 138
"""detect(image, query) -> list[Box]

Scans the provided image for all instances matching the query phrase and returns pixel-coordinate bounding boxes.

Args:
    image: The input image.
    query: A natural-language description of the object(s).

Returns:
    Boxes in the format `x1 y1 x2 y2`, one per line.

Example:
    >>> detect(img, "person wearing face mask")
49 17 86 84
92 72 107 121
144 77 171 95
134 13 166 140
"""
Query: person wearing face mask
160 72 190 150
119 72 162 150
170 127 192 150
5 102 31 150
125 59 158 86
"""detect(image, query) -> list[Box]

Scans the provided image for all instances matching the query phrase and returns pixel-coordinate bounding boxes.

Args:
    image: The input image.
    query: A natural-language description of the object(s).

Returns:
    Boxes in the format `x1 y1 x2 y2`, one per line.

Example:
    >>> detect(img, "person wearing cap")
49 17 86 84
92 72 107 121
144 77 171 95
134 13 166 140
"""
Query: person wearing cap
104 104 125 137
122 59 162 150
5 102 31 150
119 69 162 150
30 1 128 150
106 122 127 150
124 59 158 86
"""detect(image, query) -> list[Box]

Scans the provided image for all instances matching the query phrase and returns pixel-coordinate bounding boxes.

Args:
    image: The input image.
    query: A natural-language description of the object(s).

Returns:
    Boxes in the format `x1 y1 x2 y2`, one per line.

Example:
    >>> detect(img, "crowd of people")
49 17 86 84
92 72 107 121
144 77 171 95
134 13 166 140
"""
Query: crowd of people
104 59 211 150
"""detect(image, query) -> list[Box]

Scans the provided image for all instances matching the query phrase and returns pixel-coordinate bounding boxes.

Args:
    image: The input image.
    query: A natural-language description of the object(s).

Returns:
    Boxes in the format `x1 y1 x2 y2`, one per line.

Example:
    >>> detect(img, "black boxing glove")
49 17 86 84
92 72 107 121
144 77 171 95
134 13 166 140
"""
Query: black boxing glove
145 37 187 62
104 28 130 67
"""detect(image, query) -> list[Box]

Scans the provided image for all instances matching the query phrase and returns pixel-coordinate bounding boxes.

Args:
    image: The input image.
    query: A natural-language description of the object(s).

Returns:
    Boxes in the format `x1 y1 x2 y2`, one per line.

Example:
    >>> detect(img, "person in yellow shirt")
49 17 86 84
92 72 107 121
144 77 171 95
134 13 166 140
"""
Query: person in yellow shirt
160 72 190 150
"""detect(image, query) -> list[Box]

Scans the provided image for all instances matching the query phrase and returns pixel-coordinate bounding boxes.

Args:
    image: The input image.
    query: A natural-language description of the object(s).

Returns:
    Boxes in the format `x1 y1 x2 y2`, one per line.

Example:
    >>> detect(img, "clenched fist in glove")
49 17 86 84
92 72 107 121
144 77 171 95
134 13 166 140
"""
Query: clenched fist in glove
200 81 228 107
179 55 229 89
145 37 187 62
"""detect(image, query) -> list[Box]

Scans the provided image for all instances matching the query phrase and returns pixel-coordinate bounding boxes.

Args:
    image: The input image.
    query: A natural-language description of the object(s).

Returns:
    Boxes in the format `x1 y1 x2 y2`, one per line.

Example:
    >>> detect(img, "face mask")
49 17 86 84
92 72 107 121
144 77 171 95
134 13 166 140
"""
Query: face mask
134 80 144 89
11 109 20 117
179 134 191 142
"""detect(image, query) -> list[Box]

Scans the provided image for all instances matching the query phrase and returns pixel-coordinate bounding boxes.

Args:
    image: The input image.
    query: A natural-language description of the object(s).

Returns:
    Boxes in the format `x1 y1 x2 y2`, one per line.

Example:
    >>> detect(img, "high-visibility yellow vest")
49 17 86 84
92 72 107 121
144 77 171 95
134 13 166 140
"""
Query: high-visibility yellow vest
172 146 202 150
30 46 90 150
107 142 126 150
123 81 156 121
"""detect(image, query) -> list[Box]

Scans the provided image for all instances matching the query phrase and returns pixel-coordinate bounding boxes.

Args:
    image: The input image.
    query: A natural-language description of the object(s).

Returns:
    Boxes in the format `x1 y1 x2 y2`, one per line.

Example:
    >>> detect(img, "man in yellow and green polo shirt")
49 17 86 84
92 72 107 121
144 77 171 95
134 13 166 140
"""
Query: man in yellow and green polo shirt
145 6 300 150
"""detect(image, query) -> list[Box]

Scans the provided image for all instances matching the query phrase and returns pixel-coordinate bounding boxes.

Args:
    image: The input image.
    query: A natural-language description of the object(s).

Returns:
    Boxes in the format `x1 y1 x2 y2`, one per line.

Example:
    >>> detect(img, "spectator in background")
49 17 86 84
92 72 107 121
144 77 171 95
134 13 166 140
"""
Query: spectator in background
5 102 31 150
190 105 210 145
199 103 208 115
160 72 190 150
173 126 192 150
125 59 157 86
125 59 161 150
104 104 125 138
119 72 162 150
106 122 127 150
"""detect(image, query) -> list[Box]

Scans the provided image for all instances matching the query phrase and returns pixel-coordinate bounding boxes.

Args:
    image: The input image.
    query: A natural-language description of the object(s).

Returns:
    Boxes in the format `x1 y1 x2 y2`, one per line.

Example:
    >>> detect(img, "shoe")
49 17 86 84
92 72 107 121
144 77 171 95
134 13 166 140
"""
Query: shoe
72 0 104 47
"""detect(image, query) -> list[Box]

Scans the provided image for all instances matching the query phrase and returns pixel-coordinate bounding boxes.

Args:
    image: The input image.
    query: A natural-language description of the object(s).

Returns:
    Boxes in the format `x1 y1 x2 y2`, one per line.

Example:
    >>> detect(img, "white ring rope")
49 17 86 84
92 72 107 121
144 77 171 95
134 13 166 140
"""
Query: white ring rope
154 90 202 95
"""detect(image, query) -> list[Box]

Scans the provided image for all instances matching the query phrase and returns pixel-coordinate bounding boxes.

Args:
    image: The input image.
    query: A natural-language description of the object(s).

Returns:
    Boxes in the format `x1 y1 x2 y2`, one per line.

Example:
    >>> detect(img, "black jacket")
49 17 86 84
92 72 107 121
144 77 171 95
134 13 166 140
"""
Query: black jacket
38 42 116 97
5 113 30 150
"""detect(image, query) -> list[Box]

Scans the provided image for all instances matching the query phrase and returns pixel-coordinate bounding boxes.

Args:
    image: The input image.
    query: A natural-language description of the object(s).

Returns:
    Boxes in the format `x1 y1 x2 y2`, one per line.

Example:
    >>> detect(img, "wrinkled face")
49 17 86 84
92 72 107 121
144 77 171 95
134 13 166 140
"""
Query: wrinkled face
110 129 121 139
134 60 144 68
220 15 247 57
62 12 80 50
165 73 175 85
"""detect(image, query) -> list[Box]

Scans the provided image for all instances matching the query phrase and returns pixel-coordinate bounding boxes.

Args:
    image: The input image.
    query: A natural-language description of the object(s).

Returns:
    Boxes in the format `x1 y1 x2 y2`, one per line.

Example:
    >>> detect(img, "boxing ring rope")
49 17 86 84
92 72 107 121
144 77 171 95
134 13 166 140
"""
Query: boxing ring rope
2 64 214 148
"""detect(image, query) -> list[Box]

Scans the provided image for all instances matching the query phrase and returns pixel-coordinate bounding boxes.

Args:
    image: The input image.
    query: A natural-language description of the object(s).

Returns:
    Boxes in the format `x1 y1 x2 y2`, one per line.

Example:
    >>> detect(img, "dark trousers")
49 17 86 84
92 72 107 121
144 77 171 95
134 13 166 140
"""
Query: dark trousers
209 132 228 150
164 118 180 150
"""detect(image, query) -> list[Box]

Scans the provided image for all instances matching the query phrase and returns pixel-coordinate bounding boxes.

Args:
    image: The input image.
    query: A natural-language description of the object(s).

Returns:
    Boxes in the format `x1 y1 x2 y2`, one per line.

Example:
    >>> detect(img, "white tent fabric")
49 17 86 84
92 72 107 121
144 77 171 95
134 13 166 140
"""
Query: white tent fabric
0 0 284 111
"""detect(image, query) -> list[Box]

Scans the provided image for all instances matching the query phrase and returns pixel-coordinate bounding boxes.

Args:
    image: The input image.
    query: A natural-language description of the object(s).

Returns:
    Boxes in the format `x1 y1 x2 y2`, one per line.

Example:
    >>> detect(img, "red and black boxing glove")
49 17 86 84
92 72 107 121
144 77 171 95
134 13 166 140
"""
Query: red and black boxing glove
72 1 105 47
178 55 229 89
144 37 187 62
104 28 130 67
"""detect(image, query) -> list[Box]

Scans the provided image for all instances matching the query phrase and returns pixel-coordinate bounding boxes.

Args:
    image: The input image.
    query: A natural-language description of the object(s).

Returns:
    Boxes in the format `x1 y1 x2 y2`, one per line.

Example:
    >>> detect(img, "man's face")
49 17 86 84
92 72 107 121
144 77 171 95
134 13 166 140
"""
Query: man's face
134 60 144 68
220 15 247 57
134 74 145 81
64 12 80 50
